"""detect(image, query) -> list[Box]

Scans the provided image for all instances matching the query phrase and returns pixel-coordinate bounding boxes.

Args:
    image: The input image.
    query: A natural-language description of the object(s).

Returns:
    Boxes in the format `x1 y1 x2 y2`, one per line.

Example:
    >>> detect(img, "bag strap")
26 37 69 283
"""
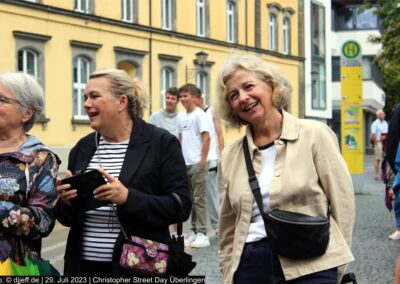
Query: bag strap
243 136 331 219
115 193 184 240
243 137 266 219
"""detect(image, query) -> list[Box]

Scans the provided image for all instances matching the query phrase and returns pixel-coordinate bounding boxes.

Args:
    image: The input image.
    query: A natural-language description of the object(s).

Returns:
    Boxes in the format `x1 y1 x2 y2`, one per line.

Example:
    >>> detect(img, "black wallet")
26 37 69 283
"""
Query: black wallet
61 170 110 211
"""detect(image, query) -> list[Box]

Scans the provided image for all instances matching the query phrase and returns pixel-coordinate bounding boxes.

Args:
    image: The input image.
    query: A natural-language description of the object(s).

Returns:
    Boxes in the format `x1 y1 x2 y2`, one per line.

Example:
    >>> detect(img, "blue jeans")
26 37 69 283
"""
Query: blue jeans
234 238 338 284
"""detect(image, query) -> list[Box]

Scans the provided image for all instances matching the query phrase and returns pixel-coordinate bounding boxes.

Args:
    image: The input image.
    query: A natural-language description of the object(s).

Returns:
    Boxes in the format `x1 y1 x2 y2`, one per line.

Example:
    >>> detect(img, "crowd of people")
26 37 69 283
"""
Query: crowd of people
4 52 400 283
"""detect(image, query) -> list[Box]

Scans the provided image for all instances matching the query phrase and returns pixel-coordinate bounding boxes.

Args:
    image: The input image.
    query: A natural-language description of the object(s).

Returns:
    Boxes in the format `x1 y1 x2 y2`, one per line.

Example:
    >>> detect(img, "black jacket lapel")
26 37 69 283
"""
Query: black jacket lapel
118 118 151 186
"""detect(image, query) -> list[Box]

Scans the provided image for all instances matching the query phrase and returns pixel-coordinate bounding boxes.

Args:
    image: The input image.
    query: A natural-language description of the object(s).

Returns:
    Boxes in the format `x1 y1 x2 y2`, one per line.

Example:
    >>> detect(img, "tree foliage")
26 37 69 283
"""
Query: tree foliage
365 0 400 115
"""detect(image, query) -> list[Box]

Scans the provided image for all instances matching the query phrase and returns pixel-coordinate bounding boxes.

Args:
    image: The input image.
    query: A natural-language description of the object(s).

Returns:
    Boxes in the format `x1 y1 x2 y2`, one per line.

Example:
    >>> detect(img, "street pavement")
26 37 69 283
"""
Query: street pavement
43 155 399 283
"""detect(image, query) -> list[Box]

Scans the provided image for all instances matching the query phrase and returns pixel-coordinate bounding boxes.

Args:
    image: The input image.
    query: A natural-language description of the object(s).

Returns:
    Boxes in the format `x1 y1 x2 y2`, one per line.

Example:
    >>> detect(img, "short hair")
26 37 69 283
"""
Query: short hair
0 72 44 132
376 109 385 116
216 53 291 128
165 87 179 99
178 83 201 97
89 69 148 119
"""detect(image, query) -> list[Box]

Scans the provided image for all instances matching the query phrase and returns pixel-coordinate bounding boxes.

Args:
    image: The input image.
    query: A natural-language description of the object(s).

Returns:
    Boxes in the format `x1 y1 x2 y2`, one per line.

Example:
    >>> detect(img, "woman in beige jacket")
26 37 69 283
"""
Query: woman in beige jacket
216 54 355 284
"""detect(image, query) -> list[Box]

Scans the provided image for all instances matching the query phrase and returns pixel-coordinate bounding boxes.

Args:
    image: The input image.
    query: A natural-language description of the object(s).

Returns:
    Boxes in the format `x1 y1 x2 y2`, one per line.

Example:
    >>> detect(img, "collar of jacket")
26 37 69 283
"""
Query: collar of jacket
245 110 300 159
73 117 151 185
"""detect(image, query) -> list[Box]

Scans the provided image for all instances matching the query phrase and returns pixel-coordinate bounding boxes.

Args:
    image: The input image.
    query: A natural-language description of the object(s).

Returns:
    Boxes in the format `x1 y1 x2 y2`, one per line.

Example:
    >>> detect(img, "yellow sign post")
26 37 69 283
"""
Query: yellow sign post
341 41 364 190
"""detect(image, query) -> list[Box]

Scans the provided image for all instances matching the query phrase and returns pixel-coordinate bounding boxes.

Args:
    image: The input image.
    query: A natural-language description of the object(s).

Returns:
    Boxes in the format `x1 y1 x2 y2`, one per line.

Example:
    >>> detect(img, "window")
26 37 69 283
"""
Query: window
161 67 173 109
196 71 209 104
159 54 180 109
311 2 326 110
333 5 378 31
197 0 206 36
114 46 147 79
269 13 278 51
14 31 51 125
283 17 291 54
162 0 172 30
227 1 237 43
70 40 101 122
18 49 38 78
362 57 372 80
75 0 92 13
73 56 90 119
122 0 137 23
332 56 340 82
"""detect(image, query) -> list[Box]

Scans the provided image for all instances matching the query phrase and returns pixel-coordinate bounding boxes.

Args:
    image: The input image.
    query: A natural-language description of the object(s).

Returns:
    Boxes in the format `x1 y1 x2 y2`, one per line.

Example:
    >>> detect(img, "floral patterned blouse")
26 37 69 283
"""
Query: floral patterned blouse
0 135 60 261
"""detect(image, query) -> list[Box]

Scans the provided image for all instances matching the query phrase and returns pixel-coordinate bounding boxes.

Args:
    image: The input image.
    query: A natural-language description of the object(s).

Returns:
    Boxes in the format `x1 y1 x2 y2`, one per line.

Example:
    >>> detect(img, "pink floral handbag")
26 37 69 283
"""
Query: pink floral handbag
119 235 169 276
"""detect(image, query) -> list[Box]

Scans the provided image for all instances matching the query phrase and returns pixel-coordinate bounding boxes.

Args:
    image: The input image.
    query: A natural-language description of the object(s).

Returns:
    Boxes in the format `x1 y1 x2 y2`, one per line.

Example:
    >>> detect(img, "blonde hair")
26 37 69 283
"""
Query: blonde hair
90 69 148 119
216 53 291 128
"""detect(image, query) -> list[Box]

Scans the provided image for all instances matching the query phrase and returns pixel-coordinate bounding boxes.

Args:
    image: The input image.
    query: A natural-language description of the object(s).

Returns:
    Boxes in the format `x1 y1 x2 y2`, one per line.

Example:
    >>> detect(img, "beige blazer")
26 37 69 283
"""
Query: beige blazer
218 111 355 284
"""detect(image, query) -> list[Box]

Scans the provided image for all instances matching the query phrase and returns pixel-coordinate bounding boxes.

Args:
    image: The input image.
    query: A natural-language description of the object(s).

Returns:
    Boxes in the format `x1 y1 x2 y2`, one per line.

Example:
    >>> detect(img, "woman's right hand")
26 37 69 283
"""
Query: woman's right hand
56 170 78 206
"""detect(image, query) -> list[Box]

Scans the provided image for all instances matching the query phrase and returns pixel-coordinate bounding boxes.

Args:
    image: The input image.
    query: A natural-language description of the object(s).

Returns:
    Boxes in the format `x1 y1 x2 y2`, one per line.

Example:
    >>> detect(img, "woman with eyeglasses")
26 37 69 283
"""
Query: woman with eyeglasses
0 72 60 267
56 69 191 276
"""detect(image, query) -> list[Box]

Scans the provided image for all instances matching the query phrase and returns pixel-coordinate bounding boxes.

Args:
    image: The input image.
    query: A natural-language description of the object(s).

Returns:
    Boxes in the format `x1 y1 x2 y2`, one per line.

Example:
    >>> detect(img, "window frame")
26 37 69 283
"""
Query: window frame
122 0 136 23
160 67 174 109
74 0 92 14
283 17 291 54
227 1 237 43
18 48 38 79
311 2 327 110
14 31 51 126
73 56 91 120
162 0 172 30
70 40 101 124
268 13 278 51
197 0 206 37
196 71 209 104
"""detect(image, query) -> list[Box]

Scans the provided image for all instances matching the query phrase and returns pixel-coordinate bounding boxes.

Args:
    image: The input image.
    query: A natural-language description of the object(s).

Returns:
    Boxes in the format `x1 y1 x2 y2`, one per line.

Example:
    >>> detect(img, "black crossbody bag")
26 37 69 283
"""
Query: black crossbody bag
243 137 330 259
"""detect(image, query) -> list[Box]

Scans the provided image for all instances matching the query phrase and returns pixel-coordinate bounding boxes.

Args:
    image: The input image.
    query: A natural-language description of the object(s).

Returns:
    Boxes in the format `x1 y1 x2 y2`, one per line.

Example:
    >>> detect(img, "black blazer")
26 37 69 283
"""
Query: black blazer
57 117 191 275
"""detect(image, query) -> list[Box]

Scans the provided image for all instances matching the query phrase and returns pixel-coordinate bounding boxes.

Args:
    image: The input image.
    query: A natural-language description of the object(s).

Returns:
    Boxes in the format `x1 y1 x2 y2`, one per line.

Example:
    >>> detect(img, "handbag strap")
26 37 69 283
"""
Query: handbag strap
115 193 184 240
243 137 266 219
243 136 331 219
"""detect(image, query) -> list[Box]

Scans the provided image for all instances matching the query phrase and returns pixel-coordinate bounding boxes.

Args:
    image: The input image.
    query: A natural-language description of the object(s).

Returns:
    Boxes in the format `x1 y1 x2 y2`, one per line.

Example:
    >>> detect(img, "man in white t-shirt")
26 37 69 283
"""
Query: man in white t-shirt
148 87 179 136
196 95 224 234
371 109 388 179
177 83 210 248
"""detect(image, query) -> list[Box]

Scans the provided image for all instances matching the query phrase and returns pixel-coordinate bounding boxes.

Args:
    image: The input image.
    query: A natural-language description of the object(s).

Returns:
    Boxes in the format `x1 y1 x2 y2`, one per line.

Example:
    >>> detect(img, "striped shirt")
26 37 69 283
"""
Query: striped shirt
81 136 129 262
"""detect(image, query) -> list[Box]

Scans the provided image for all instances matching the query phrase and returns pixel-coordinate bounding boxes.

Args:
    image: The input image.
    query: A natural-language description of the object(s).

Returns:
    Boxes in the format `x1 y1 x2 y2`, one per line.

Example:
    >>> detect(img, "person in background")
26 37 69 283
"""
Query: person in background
216 54 355 284
177 83 210 248
56 69 191 276
149 87 179 136
0 72 60 264
196 94 224 234
385 105 400 240
371 109 388 180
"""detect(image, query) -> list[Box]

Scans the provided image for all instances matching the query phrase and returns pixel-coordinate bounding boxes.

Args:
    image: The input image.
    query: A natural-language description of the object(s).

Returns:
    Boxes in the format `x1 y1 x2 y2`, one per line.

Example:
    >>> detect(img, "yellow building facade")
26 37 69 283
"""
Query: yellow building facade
0 0 303 169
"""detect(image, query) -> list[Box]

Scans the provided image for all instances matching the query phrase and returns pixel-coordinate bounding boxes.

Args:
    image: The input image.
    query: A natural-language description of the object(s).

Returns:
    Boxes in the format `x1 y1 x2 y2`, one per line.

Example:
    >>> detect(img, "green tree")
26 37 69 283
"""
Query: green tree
365 0 400 115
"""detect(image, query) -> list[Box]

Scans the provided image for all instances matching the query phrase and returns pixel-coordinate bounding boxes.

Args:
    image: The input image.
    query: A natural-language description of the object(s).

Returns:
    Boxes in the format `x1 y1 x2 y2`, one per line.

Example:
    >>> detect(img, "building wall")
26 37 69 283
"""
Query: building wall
0 0 302 171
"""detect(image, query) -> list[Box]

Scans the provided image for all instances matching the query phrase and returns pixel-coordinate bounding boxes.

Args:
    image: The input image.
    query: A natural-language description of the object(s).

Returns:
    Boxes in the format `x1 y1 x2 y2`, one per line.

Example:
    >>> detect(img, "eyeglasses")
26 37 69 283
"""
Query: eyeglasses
0 95 21 107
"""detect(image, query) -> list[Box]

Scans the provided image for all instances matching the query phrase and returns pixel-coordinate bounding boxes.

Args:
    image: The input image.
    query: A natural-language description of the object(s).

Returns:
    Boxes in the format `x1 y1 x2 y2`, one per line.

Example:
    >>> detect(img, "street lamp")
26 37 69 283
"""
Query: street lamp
186 50 209 82
195 51 208 68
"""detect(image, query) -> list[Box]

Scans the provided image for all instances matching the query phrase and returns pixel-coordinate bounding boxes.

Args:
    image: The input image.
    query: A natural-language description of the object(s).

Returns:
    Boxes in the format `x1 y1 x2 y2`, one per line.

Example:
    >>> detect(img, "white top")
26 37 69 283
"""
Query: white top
148 109 178 136
204 106 218 161
371 119 388 141
177 107 210 165
81 137 129 262
246 143 276 243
